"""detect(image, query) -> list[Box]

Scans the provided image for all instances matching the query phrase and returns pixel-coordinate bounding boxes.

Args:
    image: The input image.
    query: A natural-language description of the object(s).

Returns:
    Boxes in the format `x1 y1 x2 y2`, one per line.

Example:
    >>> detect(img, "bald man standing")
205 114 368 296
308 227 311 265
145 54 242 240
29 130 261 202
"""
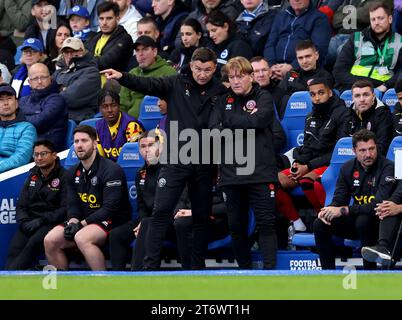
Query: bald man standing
19 63 68 152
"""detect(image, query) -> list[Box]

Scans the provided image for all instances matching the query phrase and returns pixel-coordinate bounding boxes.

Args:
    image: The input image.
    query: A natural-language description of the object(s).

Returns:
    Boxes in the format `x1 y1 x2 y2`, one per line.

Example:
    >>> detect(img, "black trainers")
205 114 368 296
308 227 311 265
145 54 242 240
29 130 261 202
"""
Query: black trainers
361 245 391 265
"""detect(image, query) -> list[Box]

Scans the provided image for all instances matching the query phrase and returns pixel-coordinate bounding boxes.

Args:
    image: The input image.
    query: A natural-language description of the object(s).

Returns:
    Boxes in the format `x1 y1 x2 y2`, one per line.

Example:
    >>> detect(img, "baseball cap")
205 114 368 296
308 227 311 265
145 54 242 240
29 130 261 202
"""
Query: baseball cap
61 37 86 52
134 36 157 50
31 0 56 6
67 5 90 19
0 84 17 96
20 38 44 53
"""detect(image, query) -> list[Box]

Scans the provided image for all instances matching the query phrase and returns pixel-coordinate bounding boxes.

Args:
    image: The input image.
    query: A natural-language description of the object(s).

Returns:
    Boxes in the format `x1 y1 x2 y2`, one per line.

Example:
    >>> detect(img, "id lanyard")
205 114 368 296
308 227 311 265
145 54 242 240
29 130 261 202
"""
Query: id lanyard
377 37 389 66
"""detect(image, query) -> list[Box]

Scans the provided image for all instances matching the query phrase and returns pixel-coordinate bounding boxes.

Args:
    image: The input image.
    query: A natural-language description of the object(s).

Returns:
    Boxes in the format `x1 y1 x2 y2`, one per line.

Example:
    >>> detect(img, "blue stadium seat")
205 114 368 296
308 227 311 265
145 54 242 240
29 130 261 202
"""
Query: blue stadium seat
127 180 139 221
340 90 353 107
321 137 354 206
280 91 312 150
291 233 346 248
341 89 382 108
79 118 99 128
64 144 79 169
374 88 383 99
14 46 22 65
333 89 340 97
386 136 402 161
65 119 77 150
344 238 361 248
117 142 145 181
207 209 255 250
382 88 397 112
94 112 102 118
117 142 145 220
138 96 163 130
292 233 316 247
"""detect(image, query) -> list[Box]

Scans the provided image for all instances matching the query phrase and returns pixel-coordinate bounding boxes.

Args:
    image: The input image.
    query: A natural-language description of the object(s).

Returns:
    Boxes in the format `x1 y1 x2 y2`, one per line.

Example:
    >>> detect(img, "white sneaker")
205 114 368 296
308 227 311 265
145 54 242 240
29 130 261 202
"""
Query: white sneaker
361 245 391 265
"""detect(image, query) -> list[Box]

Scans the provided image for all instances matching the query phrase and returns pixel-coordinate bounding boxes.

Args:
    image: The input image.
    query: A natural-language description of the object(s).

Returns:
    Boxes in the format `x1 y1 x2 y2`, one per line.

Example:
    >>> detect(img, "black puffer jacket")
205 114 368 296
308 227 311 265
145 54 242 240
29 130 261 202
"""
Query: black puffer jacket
17 158 67 225
86 25 134 72
293 94 349 169
343 98 394 156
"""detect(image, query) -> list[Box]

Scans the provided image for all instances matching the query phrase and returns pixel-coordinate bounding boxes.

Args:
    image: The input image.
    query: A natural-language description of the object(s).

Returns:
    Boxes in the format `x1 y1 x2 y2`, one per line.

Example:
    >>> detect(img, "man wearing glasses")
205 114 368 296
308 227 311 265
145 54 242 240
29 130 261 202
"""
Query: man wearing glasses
0 84 37 173
19 63 68 152
6 140 67 270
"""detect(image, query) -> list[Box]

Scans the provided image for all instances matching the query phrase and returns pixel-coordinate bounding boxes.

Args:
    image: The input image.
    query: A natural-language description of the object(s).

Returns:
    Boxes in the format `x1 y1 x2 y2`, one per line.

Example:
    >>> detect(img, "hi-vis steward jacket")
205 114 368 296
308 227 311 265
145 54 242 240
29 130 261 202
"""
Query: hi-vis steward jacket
350 30 402 82
334 28 402 91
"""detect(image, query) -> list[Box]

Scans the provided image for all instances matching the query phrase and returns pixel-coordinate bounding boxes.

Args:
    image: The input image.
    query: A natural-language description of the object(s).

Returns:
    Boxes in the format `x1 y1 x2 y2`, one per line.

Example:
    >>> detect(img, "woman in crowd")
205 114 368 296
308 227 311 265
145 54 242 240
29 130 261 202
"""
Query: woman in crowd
169 18 204 73
48 22 72 72
205 10 253 75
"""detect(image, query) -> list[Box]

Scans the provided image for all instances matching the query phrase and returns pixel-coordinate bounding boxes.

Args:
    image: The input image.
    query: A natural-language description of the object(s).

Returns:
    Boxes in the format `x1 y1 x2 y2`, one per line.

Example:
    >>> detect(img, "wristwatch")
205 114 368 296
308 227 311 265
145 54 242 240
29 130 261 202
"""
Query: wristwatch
340 207 348 216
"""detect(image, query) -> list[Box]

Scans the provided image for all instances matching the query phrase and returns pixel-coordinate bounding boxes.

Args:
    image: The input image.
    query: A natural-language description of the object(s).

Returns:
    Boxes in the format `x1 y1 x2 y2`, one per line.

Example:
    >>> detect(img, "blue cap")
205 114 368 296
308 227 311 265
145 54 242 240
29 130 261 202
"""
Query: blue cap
0 84 17 96
20 38 44 53
67 5 90 19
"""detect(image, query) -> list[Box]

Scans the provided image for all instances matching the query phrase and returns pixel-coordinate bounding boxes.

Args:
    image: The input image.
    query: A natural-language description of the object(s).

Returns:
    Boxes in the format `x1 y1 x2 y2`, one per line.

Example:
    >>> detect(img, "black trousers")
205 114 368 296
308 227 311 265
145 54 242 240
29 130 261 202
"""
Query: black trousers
173 215 230 269
314 214 379 270
221 183 277 269
5 225 52 270
144 164 214 269
109 218 178 271
109 220 136 271
378 215 402 252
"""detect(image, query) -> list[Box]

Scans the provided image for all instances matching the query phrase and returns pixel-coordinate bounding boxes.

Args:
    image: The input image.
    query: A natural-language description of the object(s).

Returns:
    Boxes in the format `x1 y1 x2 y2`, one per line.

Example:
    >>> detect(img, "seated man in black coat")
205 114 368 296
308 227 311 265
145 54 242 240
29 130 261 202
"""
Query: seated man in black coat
6 140 67 270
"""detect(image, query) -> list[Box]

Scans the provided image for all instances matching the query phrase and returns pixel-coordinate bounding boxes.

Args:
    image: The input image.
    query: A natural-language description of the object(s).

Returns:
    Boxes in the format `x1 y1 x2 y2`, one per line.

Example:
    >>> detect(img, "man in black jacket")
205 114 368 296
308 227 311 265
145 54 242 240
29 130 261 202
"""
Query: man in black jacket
108 130 192 270
102 47 227 270
276 78 349 235
44 125 131 270
361 179 402 267
343 79 393 156
209 56 278 269
314 129 396 269
250 56 286 119
6 140 67 270
279 40 334 113
86 2 134 75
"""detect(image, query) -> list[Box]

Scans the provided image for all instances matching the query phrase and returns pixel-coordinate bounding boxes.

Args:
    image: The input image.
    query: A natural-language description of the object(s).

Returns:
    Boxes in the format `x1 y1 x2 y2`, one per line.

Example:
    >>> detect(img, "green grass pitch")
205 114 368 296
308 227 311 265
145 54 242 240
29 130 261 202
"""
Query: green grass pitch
1 273 402 300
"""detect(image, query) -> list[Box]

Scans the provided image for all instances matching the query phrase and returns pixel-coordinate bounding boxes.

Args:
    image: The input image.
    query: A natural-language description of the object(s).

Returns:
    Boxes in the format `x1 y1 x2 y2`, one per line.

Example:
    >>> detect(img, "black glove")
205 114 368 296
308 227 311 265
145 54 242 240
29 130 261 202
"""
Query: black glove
20 218 44 236
64 222 83 241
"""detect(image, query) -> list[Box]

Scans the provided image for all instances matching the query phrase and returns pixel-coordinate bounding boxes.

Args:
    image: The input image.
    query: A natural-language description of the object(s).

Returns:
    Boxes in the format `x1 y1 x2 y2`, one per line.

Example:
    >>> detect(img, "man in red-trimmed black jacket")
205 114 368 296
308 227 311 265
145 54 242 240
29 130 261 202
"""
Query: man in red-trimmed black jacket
44 125 131 271
6 140 67 270
314 129 397 270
